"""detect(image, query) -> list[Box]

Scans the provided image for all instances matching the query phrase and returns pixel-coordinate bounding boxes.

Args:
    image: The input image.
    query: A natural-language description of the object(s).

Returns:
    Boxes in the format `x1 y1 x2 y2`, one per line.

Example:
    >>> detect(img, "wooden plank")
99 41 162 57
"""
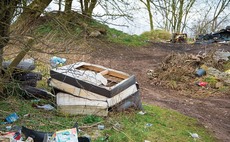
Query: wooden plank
76 65 104 72
100 69 109 75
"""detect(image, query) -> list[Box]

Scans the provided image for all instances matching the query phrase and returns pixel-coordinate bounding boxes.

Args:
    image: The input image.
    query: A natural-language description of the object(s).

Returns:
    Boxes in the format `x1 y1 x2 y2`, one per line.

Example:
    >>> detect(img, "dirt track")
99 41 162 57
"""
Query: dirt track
86 41 230 142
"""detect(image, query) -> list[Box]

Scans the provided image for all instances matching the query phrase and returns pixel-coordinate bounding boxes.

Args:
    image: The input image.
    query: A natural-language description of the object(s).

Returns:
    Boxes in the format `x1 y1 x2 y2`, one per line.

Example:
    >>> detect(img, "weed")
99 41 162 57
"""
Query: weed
204 76 218 88
107 28 148 46
82 115 103 124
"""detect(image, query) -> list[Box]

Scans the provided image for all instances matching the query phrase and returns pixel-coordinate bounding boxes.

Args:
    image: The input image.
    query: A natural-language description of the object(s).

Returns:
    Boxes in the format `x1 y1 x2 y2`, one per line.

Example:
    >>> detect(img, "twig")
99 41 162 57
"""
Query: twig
79 122 102 129
49 121 66 127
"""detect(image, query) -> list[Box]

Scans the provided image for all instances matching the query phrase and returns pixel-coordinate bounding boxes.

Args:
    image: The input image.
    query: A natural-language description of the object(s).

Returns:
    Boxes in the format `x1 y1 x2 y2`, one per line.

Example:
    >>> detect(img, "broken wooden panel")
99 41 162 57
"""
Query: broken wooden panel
57 92 108 116
50 62 137 98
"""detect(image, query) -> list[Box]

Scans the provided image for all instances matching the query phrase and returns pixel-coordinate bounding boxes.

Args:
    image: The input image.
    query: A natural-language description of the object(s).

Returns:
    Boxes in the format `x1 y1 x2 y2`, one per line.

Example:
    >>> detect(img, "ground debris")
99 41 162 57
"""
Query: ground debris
148 50 230 97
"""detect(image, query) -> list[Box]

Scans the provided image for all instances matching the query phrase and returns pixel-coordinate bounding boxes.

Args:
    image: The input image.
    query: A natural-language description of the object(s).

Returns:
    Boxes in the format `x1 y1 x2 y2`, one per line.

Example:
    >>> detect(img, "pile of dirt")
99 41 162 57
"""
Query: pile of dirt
147 50 230 97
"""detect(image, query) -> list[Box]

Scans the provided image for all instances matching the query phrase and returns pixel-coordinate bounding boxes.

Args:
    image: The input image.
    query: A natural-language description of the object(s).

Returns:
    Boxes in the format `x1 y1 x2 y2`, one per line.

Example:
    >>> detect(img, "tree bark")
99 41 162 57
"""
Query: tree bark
0 0 20 94
80 0 97 18
65 0 73 12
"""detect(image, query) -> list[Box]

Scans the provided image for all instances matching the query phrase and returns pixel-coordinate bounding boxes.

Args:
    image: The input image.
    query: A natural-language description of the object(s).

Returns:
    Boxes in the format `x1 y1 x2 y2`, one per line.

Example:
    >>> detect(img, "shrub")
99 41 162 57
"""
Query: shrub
141 29 171 41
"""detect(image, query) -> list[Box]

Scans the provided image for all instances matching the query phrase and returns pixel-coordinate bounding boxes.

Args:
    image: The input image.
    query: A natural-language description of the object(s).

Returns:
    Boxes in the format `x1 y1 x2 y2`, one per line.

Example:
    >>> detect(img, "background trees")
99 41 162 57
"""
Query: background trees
191 0 230 35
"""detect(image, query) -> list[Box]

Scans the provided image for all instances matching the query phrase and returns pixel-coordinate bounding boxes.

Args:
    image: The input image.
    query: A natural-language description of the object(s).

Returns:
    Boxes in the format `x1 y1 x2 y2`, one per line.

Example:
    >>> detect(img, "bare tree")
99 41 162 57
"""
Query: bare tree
152 0 195 33
211 0 230 32
191 0 230 35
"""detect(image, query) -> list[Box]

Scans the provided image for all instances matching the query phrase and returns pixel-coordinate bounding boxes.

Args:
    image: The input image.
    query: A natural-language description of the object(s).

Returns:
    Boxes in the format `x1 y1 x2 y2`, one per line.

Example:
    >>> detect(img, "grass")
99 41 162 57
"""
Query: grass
32 13 150 47
107 28 148 47
0 96 216 142
141 29 172 41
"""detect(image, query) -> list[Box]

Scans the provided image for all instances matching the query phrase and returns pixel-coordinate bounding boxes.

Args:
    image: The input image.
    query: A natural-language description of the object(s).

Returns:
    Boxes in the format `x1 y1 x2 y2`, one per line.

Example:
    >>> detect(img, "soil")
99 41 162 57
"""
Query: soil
85 41 230 142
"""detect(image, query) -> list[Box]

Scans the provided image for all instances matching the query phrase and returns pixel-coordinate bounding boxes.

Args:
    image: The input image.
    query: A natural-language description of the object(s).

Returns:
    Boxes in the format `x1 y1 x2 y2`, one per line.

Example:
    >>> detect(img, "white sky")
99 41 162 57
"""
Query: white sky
47 0 230 36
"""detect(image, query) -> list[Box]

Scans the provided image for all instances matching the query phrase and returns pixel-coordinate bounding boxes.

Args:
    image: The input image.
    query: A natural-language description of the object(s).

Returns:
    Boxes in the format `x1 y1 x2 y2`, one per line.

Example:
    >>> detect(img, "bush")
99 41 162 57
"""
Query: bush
141 29 171 41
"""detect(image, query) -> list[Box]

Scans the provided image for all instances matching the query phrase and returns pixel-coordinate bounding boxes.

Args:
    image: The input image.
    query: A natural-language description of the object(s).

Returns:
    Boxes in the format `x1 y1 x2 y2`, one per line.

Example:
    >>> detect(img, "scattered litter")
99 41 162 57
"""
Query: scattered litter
145 123 153 127
97 125 105 130
51 128 78 142
5 126 12 131
196 82 208 87
23 114 30 118
188 132 199 139
21 126 91 142
5 113 19 123
138 111 146 115
0 131 22 141
144 140 151 142
25 136 34 142
50 56 66 68
196 68 206 77
36 104 54 111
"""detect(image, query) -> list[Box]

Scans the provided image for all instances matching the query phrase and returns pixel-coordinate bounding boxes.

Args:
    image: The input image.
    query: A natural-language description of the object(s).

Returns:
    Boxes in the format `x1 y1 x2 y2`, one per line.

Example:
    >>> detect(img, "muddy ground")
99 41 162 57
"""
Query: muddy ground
85 41 230 142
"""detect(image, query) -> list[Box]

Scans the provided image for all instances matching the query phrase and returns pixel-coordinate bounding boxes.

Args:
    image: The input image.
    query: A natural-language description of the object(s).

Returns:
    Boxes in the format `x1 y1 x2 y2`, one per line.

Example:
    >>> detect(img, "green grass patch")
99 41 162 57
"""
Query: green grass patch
0 97 216 142
204 76 218 88
107 28 148 47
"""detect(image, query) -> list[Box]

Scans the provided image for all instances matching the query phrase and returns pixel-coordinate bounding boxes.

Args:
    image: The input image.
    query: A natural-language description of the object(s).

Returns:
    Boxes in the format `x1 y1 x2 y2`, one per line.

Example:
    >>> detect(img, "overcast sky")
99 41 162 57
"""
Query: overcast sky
47 1 230 36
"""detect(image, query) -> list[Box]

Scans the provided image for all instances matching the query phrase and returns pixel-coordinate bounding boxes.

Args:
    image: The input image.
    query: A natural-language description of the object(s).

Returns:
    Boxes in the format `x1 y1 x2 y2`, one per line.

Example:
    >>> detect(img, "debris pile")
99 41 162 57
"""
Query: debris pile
195 26 230 44
171 33 187 43
147 50 230 96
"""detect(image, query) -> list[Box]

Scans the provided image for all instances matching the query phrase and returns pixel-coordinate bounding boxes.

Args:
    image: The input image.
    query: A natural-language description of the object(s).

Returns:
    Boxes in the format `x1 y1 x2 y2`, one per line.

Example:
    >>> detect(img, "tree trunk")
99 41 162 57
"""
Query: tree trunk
65 0 73 12
140 0 153 31
146 0 153 30
176 0 184 33
80 0 97 18
0 0 20 94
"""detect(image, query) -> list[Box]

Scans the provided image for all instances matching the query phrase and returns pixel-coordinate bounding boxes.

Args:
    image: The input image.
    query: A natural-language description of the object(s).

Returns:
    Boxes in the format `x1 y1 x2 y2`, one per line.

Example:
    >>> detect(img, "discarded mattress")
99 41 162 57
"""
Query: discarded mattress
50 62 142 116
50 62 137 98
